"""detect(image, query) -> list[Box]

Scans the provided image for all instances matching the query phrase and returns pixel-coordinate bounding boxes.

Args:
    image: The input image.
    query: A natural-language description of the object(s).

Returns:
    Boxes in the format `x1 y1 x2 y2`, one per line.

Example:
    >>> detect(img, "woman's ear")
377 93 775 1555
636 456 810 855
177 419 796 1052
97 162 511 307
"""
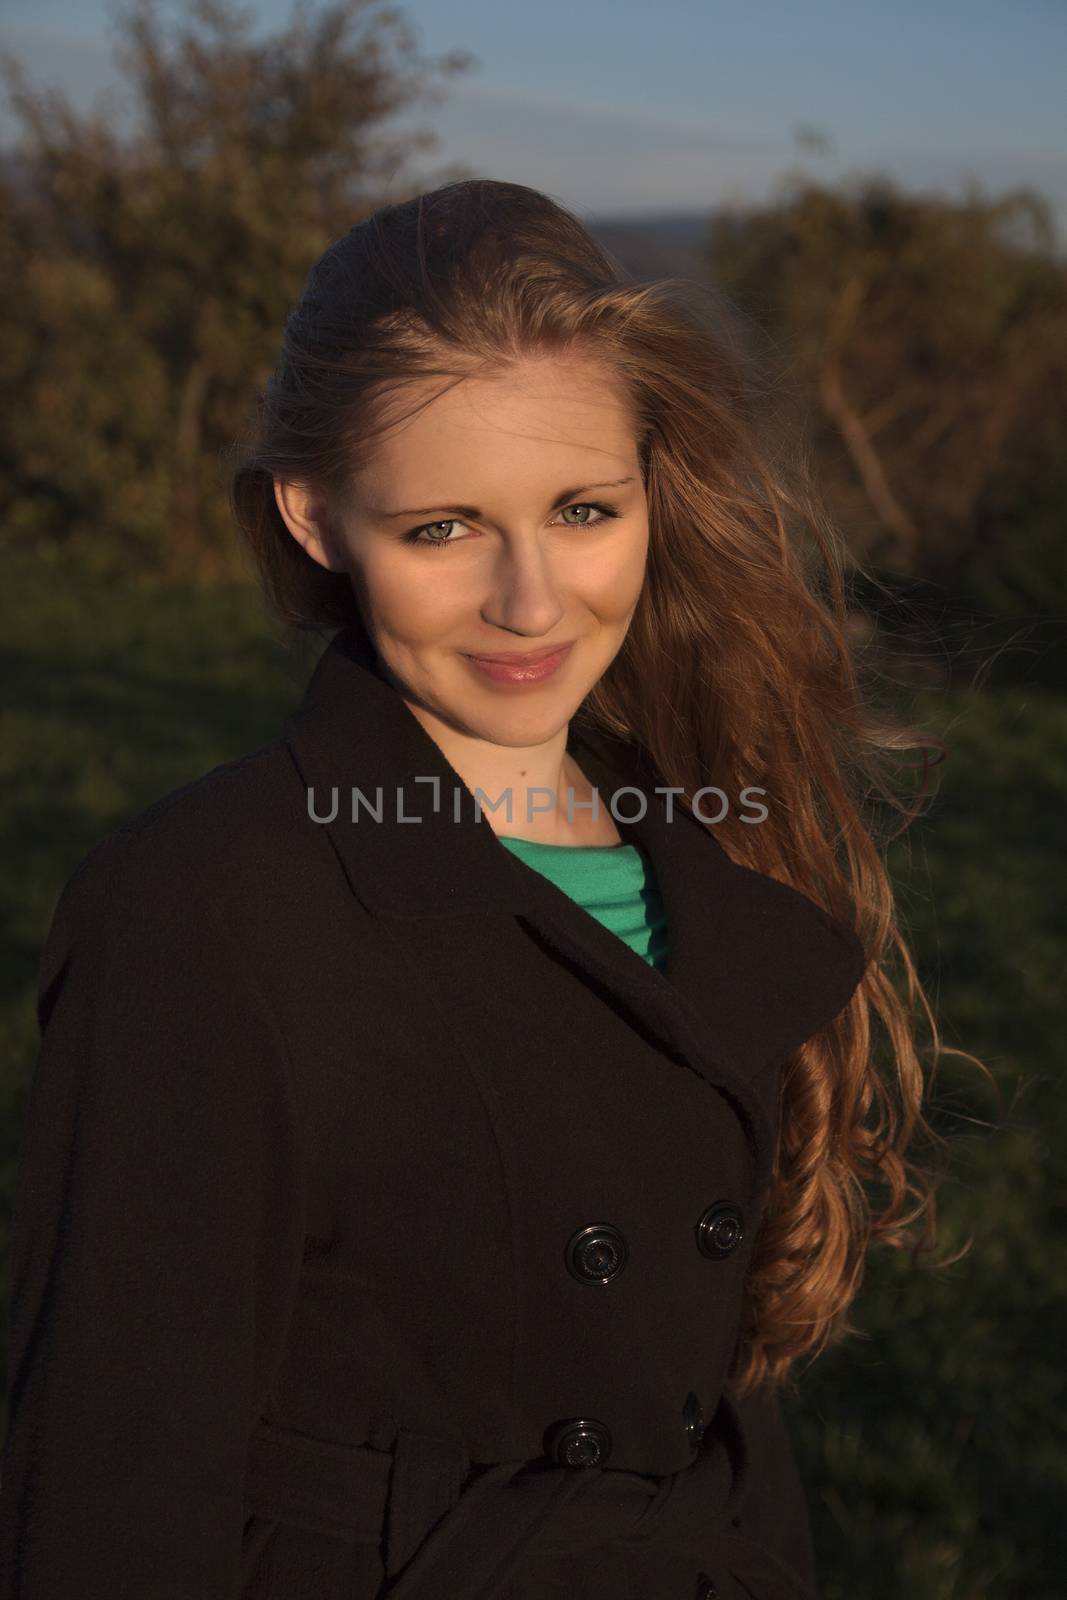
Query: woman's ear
273 478 348 573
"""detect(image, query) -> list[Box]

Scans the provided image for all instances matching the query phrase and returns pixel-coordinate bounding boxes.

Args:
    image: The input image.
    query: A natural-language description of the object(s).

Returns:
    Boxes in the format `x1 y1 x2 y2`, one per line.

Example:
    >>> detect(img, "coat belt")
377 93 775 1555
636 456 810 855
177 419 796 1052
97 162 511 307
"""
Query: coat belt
242 1394 818 1600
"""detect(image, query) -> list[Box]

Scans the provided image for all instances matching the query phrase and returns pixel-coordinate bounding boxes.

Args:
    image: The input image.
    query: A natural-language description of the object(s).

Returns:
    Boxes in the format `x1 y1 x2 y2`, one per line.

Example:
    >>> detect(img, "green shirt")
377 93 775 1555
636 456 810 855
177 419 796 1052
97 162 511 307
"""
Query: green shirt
498 836 669 972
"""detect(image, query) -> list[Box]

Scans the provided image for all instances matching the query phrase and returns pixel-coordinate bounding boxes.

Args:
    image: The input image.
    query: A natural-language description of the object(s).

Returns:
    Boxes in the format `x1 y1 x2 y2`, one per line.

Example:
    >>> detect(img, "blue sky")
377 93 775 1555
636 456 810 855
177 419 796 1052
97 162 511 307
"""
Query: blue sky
3 0 1064 236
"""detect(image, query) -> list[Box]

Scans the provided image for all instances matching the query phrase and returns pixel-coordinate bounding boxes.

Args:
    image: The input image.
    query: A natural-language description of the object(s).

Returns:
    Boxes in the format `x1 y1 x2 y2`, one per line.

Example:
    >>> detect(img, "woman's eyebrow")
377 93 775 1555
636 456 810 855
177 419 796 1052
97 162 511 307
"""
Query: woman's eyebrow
376 477 636 519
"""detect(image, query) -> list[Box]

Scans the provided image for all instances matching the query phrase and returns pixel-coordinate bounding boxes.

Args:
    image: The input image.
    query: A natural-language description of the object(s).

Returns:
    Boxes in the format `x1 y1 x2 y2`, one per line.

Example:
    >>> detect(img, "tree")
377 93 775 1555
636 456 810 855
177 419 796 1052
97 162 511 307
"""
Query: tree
709 173 1067 597
0 0 476 580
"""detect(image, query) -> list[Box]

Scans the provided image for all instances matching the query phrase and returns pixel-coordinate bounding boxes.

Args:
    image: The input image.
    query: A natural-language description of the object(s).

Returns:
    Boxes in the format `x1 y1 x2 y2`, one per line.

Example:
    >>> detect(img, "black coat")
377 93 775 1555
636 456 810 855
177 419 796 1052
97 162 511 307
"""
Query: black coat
0 622 867 1600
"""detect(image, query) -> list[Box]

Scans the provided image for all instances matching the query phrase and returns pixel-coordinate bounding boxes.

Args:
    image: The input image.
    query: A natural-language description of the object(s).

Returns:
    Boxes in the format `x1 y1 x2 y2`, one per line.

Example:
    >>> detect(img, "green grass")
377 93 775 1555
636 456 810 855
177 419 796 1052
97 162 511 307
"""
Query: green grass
3 548 1064 1598
794 686 1067 1598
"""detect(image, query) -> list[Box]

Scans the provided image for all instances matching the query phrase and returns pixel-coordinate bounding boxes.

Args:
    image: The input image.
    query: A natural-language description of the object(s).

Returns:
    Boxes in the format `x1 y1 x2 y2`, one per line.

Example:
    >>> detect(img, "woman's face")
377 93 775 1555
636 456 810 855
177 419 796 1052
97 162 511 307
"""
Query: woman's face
276 352 650 752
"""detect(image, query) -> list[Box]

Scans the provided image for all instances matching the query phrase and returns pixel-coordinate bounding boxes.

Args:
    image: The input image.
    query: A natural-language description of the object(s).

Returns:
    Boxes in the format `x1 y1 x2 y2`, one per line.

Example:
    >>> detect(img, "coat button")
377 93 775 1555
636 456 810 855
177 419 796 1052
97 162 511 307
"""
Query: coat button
565 1224 629 1284
544 1418 613 1467
682 1391 705 1450
694 1574 718 1599
695 1201 744 1259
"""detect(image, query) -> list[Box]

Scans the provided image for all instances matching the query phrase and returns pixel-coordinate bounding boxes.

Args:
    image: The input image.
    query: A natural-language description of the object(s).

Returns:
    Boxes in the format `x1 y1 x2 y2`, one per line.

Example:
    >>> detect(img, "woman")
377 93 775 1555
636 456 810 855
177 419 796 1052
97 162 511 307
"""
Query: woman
0 180 976 1600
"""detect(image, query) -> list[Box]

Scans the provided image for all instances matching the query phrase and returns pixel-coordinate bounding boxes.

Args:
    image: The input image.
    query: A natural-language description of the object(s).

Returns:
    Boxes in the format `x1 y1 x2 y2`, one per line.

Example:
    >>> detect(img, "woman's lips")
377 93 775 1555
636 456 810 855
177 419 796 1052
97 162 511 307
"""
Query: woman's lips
462 642 574 685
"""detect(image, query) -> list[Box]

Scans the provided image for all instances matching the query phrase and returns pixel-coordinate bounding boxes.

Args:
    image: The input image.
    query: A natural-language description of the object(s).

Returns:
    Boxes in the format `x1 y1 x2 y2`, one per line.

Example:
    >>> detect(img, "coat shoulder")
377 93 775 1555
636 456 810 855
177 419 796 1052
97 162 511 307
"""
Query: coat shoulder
44 739 309 979
62 739 297 893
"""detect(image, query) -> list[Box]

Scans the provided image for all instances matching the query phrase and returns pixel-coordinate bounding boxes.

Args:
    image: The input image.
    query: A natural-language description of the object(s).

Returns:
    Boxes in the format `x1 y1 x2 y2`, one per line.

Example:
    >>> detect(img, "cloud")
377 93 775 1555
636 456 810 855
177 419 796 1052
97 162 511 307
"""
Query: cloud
422 77 787 211
439 77 776 153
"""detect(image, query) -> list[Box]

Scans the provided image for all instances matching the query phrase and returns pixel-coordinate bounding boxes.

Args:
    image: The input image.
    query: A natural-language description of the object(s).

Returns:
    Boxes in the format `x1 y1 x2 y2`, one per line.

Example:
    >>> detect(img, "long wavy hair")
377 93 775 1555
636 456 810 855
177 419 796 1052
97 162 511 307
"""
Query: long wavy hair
228 177 990 1399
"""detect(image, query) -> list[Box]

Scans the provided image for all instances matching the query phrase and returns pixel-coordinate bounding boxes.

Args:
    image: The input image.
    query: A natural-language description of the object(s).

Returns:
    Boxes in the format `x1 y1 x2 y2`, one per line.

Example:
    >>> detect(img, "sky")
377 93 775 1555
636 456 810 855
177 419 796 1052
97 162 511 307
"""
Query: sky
3 0 1065 238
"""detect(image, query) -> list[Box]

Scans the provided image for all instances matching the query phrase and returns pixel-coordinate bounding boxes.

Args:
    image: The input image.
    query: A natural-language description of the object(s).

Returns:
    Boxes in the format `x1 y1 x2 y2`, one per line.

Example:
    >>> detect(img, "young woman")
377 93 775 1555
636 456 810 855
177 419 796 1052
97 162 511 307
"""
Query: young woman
0 179 976 1600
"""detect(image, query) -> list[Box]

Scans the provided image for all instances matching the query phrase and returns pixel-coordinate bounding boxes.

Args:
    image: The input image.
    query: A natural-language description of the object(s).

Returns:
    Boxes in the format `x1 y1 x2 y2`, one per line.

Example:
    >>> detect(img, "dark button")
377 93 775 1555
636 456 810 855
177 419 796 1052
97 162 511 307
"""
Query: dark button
695 1574 718 1599
544 1418 613 1467
695 1201 744 1259
565 1224 629 1284
682 1390 705 1450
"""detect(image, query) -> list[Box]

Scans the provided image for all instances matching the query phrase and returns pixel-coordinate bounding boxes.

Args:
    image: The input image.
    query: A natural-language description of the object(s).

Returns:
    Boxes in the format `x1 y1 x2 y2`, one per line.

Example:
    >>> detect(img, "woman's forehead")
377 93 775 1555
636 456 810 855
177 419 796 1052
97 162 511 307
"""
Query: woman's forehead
354 367 639 492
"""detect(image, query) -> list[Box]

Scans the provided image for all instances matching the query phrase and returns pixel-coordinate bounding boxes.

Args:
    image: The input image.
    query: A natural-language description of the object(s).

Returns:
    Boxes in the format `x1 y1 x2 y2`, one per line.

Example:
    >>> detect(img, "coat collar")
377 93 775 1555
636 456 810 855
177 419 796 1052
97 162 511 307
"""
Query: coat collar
282 623 867 1198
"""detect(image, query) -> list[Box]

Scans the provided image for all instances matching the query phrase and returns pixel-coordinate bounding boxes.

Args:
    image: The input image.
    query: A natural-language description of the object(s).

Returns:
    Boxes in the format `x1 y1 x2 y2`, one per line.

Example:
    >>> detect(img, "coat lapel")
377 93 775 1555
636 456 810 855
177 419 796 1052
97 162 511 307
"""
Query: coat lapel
281 623 867 1198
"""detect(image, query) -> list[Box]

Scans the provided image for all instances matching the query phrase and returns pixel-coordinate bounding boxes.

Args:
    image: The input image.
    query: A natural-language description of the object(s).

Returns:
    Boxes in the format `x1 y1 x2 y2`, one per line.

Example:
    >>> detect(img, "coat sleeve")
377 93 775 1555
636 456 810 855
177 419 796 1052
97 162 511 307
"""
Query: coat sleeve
727 1379 820 1596
0 838 308 1598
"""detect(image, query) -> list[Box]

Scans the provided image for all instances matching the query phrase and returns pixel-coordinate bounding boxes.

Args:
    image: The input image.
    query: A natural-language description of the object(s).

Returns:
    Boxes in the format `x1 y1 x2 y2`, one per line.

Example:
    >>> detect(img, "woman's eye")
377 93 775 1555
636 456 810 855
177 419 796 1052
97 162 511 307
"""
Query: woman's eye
407 519 461 546
559 504 606 526
404 502 619 549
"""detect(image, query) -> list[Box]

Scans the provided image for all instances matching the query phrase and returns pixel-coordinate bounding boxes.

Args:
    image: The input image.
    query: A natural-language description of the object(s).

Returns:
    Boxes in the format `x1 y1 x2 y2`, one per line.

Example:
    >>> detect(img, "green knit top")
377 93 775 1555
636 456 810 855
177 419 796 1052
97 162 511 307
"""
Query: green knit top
498 836 669 972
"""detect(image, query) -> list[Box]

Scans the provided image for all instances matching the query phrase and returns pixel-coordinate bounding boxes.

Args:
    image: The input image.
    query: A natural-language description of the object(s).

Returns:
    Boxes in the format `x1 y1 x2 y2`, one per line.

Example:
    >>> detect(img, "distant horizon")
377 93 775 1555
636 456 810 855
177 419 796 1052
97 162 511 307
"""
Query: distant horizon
1 141 1056 242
